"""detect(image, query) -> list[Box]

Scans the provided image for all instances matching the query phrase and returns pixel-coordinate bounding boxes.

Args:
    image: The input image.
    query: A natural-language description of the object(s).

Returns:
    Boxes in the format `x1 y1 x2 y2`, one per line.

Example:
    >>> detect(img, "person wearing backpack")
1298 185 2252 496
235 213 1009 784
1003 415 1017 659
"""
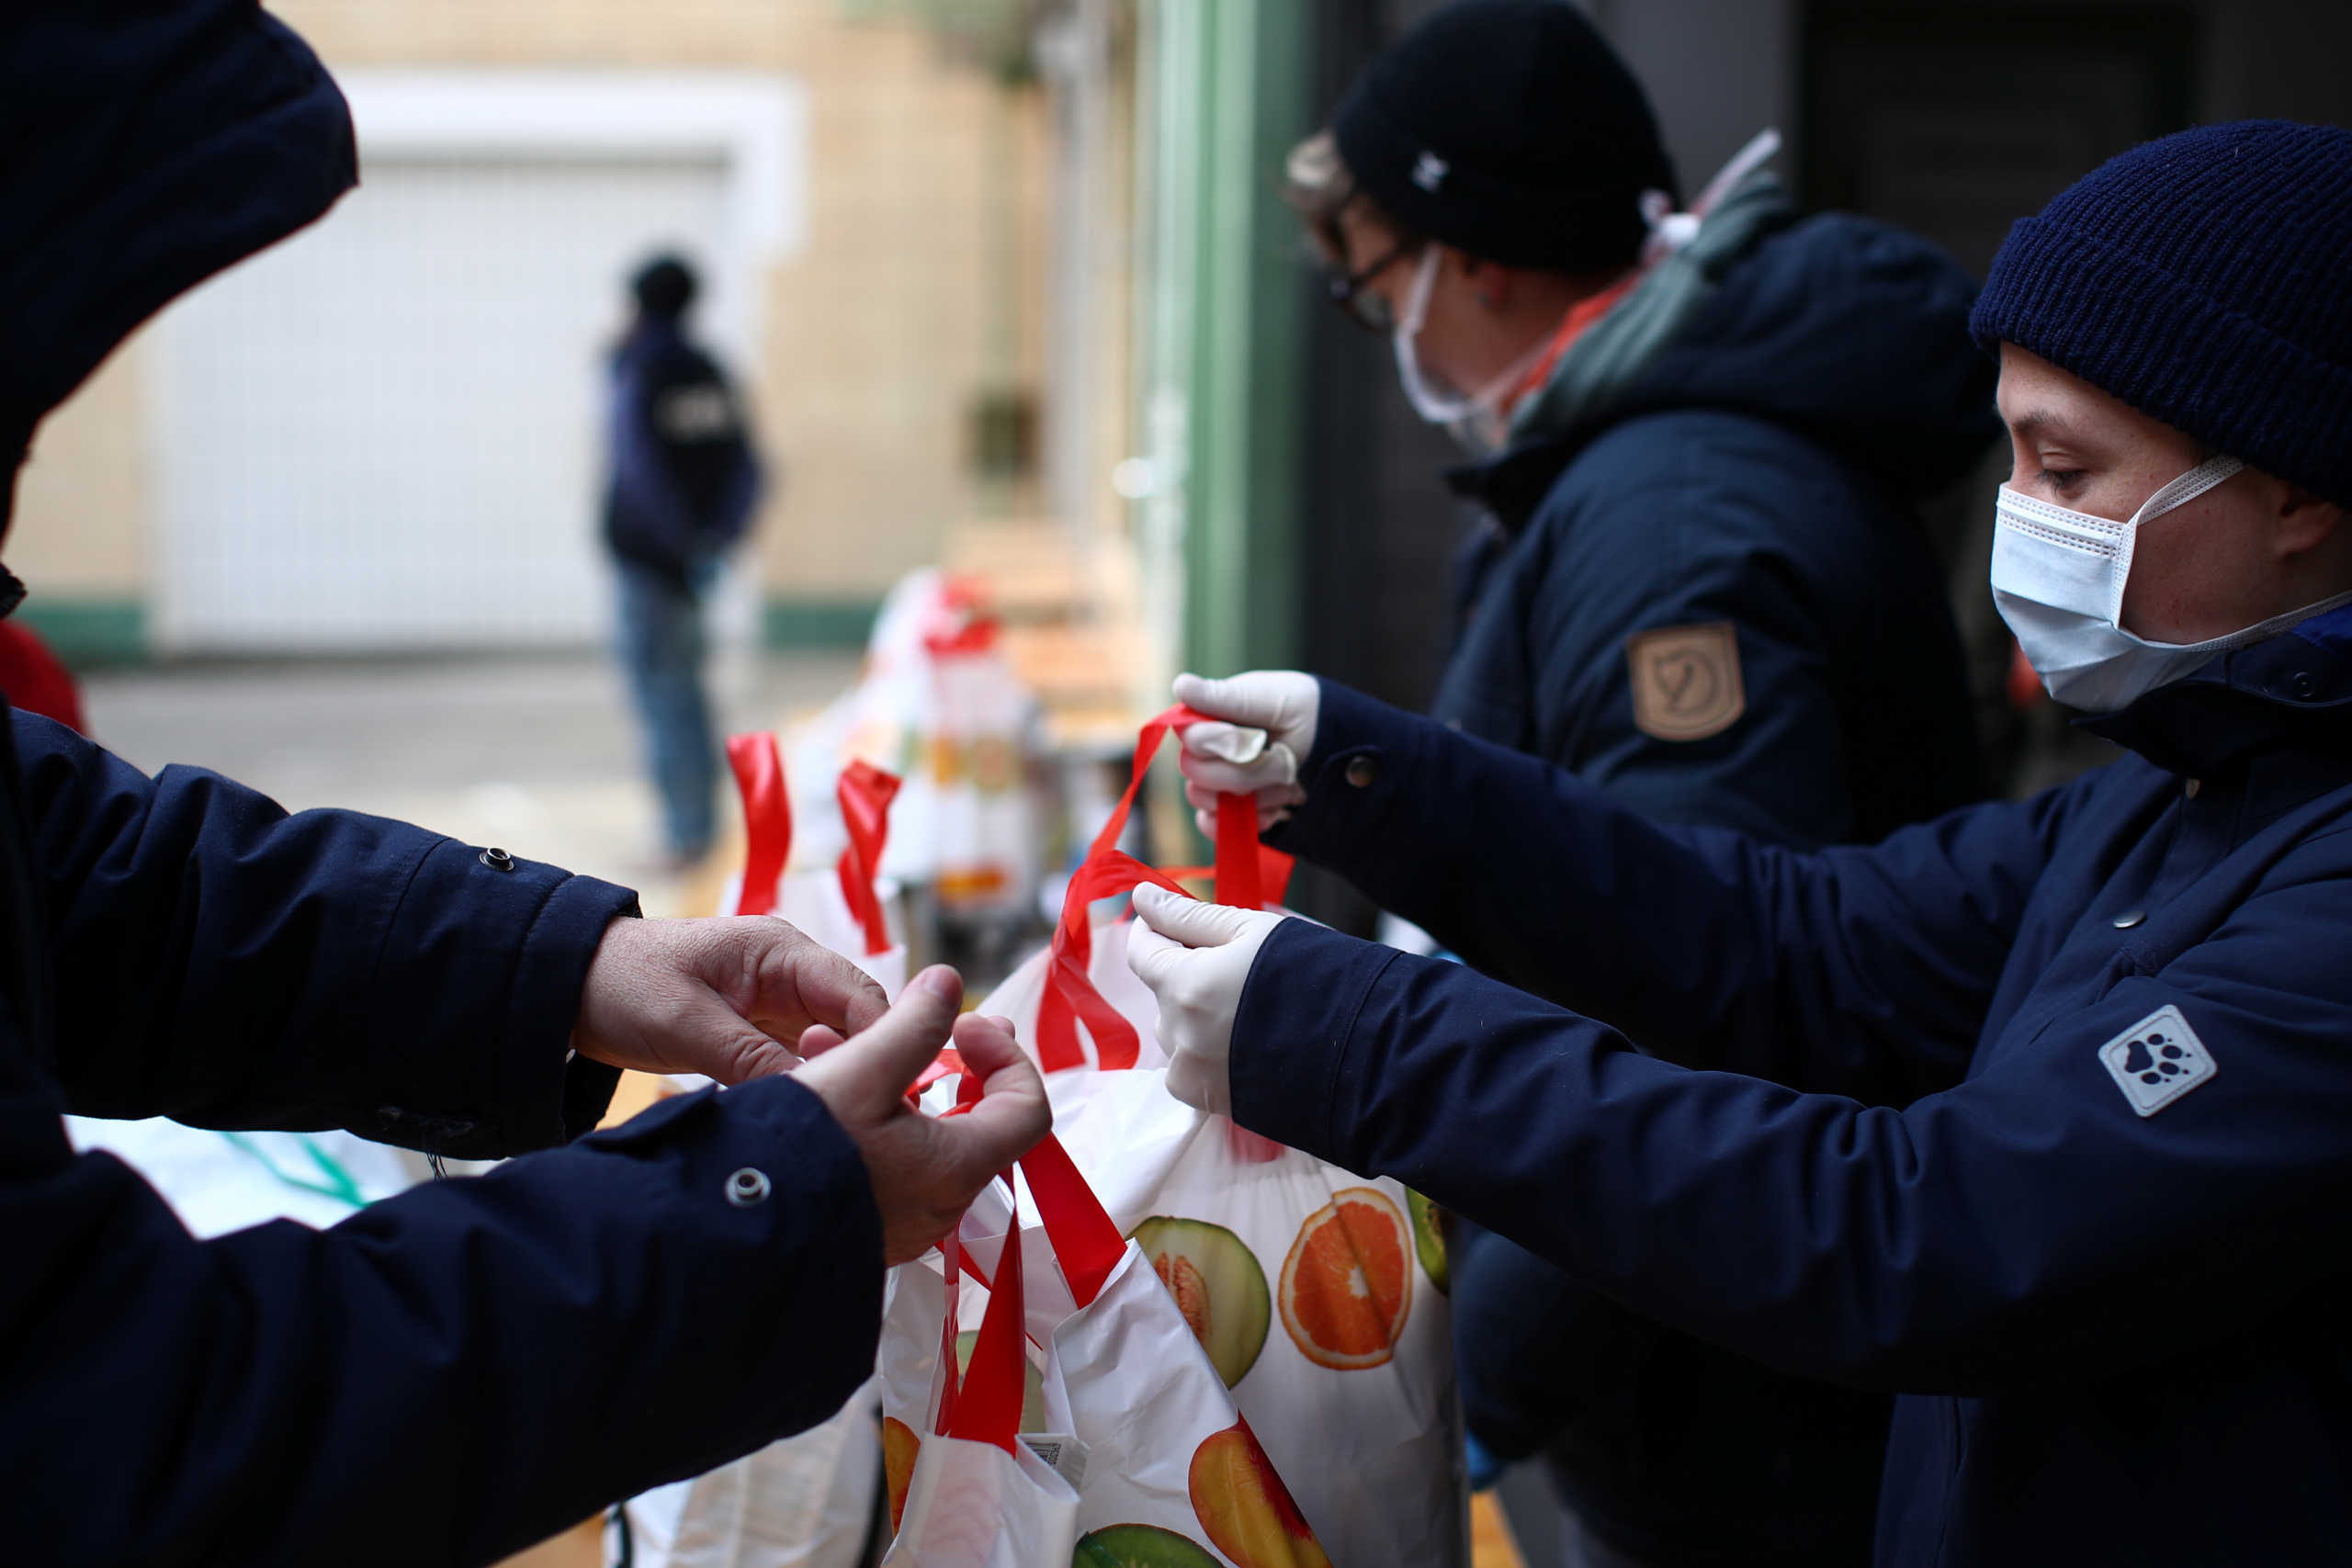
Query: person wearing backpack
605 254 763 870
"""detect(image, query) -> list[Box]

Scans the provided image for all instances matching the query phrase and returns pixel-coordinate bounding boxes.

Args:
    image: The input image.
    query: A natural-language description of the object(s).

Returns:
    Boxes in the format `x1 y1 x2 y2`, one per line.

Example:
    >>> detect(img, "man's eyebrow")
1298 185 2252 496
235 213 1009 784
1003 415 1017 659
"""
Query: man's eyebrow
2007 409 2075 442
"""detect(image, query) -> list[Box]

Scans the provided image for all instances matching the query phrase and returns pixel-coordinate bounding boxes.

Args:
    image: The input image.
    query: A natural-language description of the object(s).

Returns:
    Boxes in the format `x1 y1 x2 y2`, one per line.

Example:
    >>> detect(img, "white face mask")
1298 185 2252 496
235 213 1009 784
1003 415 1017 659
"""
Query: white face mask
1390 246 1544 450
1990 454 2352 713
1385 127 1788 455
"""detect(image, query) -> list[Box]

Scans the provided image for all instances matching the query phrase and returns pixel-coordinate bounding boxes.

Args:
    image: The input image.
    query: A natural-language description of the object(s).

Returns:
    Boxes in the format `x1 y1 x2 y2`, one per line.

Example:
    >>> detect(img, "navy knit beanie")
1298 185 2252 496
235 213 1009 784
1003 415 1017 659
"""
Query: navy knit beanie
1331 0 1676 275
1972 120 2352 508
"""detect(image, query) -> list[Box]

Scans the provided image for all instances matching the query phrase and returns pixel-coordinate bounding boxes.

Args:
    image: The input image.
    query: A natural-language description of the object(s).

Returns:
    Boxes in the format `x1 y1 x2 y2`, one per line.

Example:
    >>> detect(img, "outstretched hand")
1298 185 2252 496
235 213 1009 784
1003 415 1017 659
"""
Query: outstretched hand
796 966 1052 1264
1125 883 1288 1117
571 916 892 1085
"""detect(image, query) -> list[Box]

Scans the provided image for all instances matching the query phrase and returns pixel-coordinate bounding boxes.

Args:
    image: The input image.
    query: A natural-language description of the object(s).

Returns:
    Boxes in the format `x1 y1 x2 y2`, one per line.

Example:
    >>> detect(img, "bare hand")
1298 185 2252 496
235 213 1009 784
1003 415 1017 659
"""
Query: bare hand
795 965 1053 1264
571 916 891 1085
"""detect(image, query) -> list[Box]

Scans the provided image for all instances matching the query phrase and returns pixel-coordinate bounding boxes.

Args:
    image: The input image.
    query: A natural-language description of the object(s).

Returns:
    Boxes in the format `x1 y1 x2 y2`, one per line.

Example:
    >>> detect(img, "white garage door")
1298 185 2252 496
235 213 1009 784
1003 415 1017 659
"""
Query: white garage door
155 155 730 651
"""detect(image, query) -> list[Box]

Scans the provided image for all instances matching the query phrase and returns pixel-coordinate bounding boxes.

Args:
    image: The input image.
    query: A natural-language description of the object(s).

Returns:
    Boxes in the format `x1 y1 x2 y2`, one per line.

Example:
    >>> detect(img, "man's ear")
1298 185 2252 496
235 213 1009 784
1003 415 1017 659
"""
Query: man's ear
1460 254 1508 310
2275 481 2346 558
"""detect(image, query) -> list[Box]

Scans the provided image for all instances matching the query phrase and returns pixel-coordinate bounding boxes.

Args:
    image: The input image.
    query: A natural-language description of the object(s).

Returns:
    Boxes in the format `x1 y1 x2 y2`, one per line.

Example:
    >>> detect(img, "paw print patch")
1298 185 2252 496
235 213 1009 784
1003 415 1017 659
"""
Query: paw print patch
2098 1005 2216 1117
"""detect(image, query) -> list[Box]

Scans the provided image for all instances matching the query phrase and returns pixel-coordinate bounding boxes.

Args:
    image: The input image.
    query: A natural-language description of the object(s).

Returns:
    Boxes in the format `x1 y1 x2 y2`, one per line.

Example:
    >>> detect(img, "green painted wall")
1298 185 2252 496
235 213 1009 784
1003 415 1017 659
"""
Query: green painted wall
762 596 883 651
8 596 873 666
12 597 147 668
1144 0 1313 682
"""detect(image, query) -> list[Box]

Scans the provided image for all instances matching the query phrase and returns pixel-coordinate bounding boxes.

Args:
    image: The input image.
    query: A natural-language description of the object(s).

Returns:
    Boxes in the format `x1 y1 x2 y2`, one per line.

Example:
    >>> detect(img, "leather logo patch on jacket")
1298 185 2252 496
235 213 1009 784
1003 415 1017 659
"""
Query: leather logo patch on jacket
1626 622 1746 741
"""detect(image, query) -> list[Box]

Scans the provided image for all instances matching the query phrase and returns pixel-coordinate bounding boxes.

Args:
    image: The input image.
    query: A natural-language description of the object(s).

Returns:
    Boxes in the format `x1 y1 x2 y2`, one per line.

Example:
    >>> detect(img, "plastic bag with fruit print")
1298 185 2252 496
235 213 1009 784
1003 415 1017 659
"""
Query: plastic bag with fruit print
877 1070 1331 1568
877 1156 1079 1567
966 708 1470 1568
619 737 909 1568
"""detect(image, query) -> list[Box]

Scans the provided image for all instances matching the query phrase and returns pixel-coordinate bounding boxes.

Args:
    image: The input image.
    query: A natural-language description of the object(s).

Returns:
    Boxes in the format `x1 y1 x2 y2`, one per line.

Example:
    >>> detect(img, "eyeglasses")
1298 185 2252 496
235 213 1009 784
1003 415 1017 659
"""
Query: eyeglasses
1325 236 1416 333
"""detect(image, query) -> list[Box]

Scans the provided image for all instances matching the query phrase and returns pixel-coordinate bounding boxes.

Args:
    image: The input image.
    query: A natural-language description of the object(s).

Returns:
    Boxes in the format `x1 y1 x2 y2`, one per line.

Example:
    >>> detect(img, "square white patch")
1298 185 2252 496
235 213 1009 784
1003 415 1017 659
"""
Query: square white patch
2098 1004 2217 1117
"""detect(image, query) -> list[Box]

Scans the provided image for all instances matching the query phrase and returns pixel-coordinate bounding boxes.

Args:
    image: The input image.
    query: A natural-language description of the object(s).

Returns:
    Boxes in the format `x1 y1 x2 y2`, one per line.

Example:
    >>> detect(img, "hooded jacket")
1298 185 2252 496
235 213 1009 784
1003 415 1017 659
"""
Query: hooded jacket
1431 183 1995 1562
1236 604 2352 1565
1436 182 1993 843
604 314 763 588
0 8 880 1562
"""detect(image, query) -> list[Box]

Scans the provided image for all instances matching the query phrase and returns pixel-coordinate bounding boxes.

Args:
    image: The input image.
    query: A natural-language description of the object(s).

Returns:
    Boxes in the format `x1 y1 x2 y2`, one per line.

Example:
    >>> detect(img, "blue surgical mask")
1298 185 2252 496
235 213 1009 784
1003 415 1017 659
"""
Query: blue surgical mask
1990 455 2352 712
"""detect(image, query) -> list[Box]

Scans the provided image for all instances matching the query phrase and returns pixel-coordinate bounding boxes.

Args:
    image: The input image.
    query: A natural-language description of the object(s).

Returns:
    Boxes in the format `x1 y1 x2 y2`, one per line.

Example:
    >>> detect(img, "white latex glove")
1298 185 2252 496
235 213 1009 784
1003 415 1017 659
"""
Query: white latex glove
1125 883 1289 1117
1173 671 1321 834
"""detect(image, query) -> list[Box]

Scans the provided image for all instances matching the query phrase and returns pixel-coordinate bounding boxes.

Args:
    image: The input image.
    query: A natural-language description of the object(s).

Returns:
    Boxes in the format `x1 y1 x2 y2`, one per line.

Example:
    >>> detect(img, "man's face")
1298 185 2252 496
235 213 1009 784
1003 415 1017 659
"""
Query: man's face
1332 201 1417 330
1331 201 1502 392
1996 344 2328 644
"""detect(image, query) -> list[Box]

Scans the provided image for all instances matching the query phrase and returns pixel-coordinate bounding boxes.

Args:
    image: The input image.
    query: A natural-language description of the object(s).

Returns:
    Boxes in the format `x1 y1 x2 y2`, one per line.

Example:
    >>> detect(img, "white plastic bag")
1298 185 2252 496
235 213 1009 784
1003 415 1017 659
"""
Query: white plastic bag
624 1387 879 1568
788 570 1041 917
880 1111 1330 1566
971 707 1470 1568
620 736 909 1568
718 732 909 998
62 1120 423 1237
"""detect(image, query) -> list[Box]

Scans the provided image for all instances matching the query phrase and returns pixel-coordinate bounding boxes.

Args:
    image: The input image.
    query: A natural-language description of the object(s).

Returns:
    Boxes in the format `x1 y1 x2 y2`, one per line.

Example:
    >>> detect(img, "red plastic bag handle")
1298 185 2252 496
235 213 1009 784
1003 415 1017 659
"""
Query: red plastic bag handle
1035 705 1295 1072
943 1178 1027 1450
933 1070 1127 1449
921 573 1001 658
725 733 791 918
836 760 901 957
933 1220 967 1438
952 1072 1126 1309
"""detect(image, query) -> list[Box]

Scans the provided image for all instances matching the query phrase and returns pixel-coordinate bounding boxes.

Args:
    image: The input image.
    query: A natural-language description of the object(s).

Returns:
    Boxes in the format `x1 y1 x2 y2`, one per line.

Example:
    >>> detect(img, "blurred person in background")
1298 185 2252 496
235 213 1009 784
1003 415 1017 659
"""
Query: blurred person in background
0 7 1045 1564
605 253 763 872
1137 117 2352 1568
1284 2 1996 1562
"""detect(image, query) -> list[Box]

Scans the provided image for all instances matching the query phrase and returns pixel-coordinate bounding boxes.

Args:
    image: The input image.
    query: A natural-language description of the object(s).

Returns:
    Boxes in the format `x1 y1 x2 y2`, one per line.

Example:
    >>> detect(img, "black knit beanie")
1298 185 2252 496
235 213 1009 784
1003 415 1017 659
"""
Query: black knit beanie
1972 120 2352 509
631 254 698 320
1331 0 1677 276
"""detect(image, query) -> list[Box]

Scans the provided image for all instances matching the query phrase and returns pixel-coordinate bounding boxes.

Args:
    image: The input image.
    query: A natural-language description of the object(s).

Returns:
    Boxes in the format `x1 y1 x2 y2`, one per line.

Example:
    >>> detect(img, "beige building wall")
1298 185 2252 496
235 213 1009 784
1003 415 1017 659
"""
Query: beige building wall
9 0 1055 640
11 342 150 599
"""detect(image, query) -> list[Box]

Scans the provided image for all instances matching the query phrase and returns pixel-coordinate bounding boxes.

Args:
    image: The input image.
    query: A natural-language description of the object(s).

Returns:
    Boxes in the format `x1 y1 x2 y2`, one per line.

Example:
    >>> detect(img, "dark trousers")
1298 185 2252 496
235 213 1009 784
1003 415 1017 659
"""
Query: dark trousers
615 559 717 860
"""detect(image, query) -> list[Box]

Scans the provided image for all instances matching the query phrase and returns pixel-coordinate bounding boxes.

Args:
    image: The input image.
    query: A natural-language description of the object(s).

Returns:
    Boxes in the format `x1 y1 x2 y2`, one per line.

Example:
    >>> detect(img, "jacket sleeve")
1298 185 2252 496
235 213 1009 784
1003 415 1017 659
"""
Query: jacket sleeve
1515 466 1860 850
1230 864 2352 1394
1272 683 2081 1104
3 1076 886 1567
15 710 634 1157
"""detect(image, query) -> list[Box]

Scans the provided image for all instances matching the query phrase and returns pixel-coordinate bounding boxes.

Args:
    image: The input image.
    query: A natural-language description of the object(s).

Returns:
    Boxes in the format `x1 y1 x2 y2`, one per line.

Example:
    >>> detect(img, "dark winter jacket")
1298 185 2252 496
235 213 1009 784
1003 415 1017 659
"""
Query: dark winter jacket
604 318 762 588
1436 188 1993 843
0 7 879 1563
1240 619 2352 1566
1431 186 1995 1562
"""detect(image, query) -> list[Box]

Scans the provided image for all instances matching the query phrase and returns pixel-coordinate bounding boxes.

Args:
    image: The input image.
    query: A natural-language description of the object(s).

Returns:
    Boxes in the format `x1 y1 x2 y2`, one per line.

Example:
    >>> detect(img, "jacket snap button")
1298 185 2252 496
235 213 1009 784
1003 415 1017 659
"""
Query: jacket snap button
2112 909 2146 930
2184 778 2201 799
1344 755 1381 789
2291 671 2318 698
725 1168 772 1207
479 847 514 872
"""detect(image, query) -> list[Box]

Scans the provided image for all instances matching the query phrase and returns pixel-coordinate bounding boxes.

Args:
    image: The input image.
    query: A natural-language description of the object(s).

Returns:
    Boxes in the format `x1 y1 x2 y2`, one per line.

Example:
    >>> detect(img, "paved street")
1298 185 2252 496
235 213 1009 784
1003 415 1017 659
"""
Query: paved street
80 648 862 917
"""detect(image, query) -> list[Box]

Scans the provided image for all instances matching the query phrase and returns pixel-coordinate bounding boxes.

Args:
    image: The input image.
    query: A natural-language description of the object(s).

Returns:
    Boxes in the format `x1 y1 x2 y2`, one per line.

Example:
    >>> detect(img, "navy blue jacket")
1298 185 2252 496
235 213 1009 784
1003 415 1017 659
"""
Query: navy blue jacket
604 318 763 588
1436 210 1992 844
1431 209 1994 1562
1238 619 2352 1566
1 6 883 1562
